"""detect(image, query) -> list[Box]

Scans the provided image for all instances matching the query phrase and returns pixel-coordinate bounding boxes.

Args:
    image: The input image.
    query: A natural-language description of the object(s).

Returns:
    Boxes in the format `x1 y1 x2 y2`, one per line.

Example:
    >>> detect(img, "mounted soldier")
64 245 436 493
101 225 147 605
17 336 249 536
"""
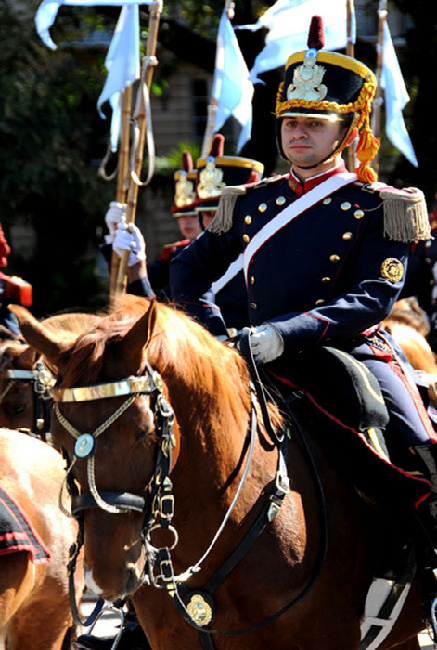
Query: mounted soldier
170 15 437 625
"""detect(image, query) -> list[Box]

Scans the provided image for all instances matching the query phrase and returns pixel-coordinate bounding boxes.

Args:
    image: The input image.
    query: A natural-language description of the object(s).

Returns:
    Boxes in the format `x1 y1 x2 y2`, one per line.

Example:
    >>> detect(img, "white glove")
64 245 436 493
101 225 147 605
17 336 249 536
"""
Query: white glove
250 323 284 365
112 223 147 267
104 201 126 243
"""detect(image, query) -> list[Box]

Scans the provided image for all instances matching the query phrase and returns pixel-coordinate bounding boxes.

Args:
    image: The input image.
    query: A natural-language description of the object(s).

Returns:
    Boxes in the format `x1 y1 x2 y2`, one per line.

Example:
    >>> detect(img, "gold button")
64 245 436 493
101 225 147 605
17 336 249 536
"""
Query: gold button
250 302 258 310
342 231 353 241
341 202 352 211
323 198 332 205
244 215 252 225
258 203 267 212
353 209 365 219
321 276 331 283
250 276 255 285
276 196 286 206
329 254 340 263
315 299 325 306
243 234 250 243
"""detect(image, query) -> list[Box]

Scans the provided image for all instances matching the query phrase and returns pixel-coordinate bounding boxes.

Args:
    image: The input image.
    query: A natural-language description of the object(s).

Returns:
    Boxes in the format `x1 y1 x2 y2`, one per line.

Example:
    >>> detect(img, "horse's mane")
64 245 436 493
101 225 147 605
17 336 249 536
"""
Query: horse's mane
41 310 105 345
0 338 32 373
54 295 282 433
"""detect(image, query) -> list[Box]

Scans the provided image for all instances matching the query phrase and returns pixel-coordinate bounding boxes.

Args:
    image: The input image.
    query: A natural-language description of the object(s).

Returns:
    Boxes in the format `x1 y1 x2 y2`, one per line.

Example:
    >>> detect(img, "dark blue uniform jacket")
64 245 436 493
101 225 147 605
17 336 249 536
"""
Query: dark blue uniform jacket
170 166 411 355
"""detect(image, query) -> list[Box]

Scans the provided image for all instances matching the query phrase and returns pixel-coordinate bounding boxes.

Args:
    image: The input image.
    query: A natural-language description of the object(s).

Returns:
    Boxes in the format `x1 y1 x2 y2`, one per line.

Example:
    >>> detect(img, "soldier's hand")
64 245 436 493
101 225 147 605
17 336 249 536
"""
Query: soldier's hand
250 323 284 365
113 223 147 267
104 202 126 243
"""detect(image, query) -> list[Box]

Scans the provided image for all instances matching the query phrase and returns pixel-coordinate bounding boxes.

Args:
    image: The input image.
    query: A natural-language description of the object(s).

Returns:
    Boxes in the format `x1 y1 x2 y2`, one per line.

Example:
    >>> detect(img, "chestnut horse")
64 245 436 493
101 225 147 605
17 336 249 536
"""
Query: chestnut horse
382 297 437 410
382 298 437 375
0 427 84 649
12 296 429 650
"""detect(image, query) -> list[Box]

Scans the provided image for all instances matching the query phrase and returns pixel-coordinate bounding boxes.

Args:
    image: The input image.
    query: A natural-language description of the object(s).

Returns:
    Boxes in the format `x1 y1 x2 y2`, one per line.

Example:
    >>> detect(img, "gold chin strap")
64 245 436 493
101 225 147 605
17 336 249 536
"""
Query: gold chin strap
53 375 160 403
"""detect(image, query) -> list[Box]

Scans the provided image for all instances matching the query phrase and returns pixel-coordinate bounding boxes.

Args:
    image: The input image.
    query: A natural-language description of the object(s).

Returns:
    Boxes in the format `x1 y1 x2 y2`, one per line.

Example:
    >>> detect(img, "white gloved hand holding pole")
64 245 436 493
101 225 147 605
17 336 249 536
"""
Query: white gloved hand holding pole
250 323 284 365
112 223 147 267
104 202 126 243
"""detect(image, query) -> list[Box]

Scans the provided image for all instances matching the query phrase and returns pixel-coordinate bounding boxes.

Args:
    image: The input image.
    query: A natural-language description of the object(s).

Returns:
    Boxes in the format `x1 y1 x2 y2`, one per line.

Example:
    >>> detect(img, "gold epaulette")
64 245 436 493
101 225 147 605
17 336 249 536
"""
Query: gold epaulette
366 183 431 242
207 175 286 235
207 186 246 234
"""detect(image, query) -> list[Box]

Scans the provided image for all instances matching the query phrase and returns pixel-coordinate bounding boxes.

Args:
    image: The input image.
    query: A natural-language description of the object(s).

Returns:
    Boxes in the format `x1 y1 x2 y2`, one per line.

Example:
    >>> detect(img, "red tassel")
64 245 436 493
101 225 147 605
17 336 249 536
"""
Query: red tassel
210 134 225 157
307 16 325 50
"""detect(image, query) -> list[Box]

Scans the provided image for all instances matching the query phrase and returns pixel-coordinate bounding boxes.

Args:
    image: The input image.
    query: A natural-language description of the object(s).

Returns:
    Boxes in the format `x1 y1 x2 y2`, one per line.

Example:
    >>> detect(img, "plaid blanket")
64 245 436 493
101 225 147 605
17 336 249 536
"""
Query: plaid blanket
0 486 51 564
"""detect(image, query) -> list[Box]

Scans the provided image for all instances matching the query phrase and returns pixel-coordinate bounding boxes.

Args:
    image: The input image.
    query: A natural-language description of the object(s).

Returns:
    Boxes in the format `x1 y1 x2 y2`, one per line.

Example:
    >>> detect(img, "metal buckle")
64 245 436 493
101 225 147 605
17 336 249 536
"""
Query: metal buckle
160 494 174 519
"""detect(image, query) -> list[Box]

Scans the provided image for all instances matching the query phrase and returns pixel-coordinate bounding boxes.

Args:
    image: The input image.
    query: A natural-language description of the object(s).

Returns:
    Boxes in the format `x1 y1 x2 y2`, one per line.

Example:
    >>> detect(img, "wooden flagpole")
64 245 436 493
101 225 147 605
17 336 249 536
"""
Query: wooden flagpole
115 0 162 296
109 85 133 301
371 0 388 177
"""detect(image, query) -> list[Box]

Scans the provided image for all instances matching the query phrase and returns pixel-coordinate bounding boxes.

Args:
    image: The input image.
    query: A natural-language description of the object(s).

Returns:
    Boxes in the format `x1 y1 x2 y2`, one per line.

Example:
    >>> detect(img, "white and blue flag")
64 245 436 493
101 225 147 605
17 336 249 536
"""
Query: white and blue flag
212 9 254 152
380 22 418 167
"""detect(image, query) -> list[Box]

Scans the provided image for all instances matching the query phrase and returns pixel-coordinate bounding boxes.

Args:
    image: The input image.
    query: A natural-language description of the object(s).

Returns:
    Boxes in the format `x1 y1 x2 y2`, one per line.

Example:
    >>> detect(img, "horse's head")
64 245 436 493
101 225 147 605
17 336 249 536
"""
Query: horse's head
12 296 258 603
11 298 172 600
0 336 45 431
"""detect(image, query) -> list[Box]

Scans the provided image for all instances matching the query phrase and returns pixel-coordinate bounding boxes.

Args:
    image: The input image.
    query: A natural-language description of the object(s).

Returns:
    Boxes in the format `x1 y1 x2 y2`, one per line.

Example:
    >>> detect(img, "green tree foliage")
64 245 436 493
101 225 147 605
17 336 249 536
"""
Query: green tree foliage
0 1 113 316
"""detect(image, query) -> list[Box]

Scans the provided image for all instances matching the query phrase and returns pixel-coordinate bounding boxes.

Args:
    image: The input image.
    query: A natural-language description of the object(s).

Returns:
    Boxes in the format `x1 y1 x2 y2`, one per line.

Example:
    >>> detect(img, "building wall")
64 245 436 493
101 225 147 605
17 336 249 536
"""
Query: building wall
151 57 211 156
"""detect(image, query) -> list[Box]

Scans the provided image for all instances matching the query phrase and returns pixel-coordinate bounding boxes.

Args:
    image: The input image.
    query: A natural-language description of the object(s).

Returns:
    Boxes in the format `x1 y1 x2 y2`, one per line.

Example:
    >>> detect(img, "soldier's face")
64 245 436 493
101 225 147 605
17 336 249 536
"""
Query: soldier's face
280 116 346 174
177 215 202 241
199 210 216 230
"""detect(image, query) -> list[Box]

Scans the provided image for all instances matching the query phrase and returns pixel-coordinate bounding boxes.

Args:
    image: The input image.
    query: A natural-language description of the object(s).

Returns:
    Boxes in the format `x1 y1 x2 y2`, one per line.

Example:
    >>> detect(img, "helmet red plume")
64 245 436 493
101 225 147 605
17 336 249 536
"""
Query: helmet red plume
181 150 193 173
307 16 325 50
209 134 225 157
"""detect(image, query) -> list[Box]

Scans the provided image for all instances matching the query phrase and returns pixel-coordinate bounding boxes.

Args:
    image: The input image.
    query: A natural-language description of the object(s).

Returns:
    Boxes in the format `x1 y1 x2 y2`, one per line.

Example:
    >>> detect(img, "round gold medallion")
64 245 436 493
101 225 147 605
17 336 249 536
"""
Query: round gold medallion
186 594 213 626
380 258 404 283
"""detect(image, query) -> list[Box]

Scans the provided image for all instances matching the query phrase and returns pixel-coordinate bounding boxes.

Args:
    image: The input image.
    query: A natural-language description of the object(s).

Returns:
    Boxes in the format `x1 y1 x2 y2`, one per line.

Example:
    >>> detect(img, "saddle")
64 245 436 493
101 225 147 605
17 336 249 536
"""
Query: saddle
264 345 431 510
0 486 51 563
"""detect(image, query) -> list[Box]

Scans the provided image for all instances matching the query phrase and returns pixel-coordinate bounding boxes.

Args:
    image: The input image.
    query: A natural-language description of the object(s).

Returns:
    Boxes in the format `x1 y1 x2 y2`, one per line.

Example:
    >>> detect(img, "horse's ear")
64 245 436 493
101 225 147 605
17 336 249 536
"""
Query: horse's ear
9 306 66 367
117 299 158 367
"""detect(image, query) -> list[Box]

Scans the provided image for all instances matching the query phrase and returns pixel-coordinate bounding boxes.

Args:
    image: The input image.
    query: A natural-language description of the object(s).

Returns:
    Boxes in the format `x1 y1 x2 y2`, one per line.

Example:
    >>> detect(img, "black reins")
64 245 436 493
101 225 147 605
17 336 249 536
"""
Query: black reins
153 329 329 648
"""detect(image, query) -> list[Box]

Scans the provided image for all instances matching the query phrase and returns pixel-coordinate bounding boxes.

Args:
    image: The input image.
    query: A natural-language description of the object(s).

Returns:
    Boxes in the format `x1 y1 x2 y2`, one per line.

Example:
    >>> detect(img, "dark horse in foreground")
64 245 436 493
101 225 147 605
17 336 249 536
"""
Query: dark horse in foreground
12 296 429 649
0 428 84 649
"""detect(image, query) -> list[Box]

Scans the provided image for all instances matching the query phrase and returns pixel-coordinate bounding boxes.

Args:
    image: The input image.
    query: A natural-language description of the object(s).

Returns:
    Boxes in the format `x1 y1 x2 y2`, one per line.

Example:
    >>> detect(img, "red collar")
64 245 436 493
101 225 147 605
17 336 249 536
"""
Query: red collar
288 163 349 195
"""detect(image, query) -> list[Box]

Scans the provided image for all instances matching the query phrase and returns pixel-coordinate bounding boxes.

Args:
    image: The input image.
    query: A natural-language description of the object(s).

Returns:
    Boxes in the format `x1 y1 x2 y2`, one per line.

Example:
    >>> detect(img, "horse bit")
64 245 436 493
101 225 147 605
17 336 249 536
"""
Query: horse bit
1 360 55 439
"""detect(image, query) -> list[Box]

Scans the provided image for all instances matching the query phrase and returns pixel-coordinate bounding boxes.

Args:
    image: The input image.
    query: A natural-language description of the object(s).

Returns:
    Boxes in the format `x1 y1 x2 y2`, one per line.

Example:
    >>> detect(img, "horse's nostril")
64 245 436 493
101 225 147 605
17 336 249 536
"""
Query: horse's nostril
124 564 140 596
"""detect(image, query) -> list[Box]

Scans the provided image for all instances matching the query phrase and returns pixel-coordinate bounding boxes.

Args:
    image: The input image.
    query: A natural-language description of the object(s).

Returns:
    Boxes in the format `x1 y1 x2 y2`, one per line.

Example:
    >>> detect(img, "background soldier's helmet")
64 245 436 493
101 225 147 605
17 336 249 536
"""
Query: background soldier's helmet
276 16 379 182
196 134 264 215
172 150 198 218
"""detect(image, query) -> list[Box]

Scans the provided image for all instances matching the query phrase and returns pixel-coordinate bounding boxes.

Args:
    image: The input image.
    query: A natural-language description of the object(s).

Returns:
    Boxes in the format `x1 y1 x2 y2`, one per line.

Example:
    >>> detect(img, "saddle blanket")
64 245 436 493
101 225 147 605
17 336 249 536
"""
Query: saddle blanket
0 486 51 563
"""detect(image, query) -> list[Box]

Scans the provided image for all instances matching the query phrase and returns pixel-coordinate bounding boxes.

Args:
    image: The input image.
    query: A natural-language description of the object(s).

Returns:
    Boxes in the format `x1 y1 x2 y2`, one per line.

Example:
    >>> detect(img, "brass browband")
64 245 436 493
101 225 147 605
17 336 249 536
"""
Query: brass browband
53 375 158 403
6 369 37 380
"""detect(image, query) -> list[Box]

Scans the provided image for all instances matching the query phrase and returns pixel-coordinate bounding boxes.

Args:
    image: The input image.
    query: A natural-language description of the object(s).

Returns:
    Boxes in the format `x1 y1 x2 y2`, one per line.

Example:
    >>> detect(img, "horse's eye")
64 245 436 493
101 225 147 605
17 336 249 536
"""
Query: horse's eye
5 402 27 416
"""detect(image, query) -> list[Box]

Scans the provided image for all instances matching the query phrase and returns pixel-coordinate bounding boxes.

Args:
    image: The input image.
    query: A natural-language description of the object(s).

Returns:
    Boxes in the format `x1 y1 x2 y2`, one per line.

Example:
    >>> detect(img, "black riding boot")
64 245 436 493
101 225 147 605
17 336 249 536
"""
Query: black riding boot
413 444 437 547
412 443 437 638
